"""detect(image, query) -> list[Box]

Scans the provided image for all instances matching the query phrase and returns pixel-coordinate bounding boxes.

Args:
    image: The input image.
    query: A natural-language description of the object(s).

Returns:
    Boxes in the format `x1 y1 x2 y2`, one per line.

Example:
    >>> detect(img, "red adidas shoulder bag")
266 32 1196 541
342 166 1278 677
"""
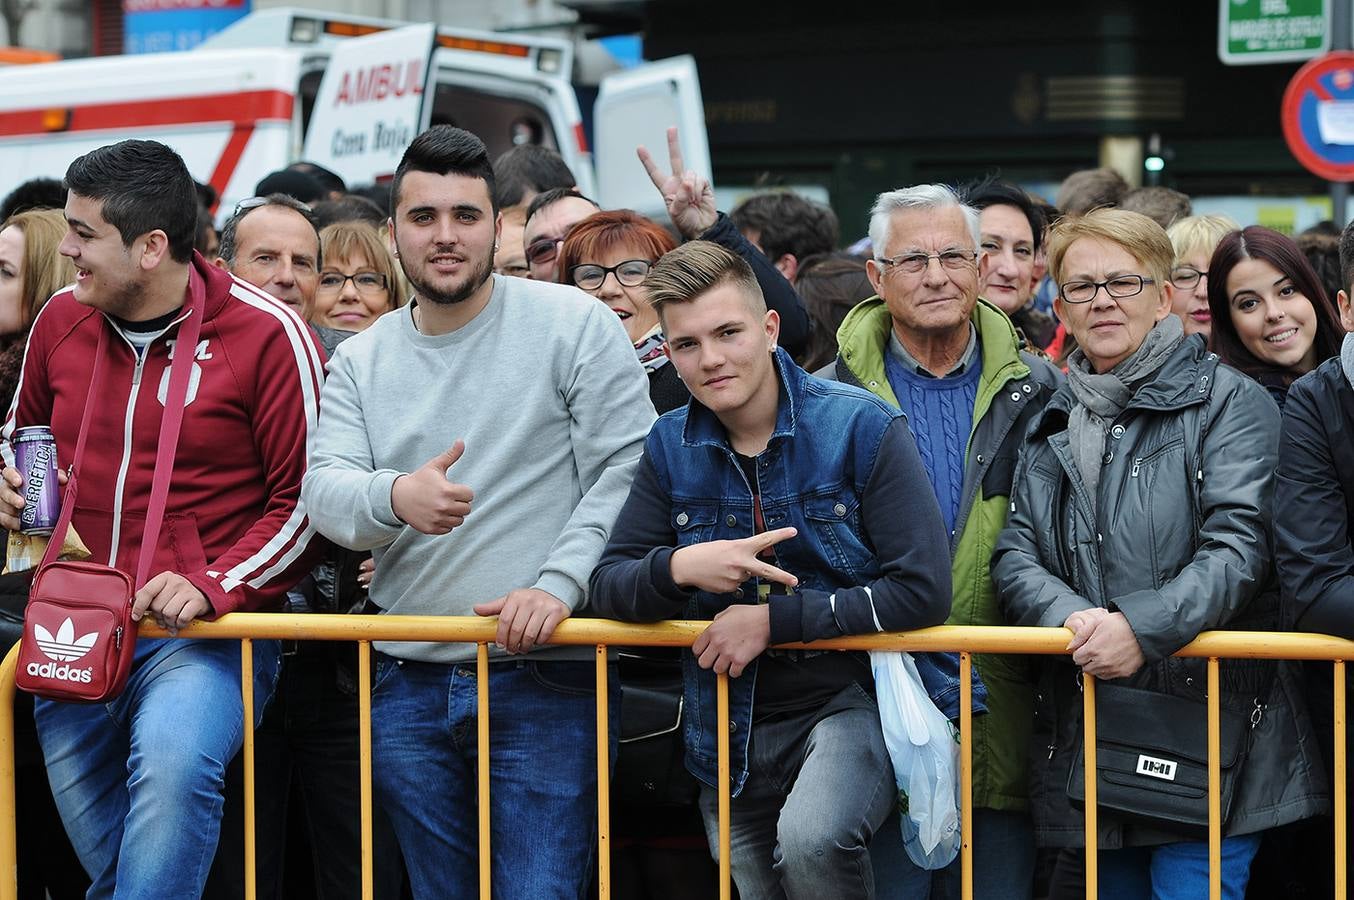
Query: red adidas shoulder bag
15 276 203 702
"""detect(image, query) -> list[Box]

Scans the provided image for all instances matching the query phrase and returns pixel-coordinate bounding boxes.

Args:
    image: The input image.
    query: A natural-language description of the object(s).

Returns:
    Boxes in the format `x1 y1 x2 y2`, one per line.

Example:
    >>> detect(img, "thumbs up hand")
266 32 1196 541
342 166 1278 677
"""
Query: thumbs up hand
390 440 475 535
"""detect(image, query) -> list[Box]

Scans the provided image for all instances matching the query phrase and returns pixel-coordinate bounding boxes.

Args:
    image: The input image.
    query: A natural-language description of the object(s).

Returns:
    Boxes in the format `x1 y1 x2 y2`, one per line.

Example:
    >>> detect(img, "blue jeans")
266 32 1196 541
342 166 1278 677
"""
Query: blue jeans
34 636 282 900
1096 834 1262 900
873 807 1036 900
370 653 617 900
697 683 894 900
206 644 405 899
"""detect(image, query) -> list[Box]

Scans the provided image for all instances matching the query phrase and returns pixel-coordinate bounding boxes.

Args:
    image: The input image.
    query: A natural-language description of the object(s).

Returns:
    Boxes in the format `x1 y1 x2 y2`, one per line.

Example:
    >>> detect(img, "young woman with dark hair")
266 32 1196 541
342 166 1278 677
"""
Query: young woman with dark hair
1207 225 1345 407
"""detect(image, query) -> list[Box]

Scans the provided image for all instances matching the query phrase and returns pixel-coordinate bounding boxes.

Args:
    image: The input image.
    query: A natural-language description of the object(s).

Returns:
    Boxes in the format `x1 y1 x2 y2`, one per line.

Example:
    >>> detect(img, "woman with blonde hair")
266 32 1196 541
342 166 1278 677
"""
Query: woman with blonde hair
994 208 1324 899
0 208 74 409
1165 214 1238 340
307 221 404 332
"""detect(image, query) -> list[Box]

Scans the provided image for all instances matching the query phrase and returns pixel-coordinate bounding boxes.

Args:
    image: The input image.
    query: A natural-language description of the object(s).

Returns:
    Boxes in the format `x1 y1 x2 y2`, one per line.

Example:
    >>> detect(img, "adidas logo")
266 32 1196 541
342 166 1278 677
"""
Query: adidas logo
34 617 98 662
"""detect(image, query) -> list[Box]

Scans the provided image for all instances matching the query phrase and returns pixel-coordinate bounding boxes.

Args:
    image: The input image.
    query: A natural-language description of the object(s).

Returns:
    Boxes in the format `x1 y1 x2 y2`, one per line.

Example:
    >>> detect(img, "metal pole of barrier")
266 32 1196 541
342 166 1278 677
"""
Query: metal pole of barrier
358 641 373 900
1207 657 1221 900
595 645 610 900
1337 659 1347 900
477 643 491 900
717 672 731 900
1083 674 1097 900
960 651 973 900
241 639 256 900
0 644 18 900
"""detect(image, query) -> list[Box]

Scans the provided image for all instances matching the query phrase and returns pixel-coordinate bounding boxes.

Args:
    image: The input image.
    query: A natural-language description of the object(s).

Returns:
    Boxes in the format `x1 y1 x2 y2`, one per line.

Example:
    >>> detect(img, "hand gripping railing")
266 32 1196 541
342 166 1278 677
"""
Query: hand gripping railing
0 617 1350 900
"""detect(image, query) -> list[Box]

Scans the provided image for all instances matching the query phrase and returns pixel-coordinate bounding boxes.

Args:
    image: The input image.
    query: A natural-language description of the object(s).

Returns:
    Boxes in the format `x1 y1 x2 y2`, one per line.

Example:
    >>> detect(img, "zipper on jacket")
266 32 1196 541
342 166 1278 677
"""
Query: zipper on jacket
1131 457 1142 477
104 311 190 567
106 351 148 566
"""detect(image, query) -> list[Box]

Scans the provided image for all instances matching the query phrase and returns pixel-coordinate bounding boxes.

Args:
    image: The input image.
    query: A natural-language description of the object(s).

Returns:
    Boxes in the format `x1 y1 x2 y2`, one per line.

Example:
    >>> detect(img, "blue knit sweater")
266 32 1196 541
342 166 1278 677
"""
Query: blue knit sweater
884 348 981 537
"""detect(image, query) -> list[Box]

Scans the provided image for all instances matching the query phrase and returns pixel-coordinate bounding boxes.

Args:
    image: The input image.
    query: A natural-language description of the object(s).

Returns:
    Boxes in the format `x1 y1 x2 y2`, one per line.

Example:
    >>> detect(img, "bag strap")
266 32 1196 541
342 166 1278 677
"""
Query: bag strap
37 267 206 590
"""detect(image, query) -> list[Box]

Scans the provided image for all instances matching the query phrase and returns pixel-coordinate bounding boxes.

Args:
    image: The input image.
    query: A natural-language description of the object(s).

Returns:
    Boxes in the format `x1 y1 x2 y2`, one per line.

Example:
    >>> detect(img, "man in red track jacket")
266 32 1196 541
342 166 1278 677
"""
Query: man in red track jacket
0 139 323 899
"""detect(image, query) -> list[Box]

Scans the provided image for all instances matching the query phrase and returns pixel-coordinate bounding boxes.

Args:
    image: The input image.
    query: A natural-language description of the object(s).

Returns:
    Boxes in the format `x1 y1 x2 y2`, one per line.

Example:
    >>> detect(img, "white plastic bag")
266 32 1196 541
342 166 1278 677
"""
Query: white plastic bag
870 650 961 870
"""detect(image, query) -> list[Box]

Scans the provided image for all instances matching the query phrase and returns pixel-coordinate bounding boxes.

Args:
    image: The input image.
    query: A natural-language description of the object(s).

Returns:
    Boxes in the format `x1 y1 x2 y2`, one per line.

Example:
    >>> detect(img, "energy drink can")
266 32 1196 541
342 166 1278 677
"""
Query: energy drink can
12 426 59 536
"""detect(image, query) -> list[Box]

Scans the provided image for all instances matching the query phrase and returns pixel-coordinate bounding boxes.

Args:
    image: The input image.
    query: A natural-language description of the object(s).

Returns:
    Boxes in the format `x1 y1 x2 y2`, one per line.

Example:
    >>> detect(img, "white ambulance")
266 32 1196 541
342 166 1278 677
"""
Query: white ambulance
0 6 709 219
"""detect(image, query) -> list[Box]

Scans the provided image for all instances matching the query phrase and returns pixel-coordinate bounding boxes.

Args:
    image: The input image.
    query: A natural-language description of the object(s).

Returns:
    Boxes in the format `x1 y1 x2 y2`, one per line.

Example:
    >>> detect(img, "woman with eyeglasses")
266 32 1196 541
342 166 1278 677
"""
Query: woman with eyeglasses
307 222 404 332
556 210 687 412
1164 214 1238 341
992 209 1324 900
1205 225 1344 410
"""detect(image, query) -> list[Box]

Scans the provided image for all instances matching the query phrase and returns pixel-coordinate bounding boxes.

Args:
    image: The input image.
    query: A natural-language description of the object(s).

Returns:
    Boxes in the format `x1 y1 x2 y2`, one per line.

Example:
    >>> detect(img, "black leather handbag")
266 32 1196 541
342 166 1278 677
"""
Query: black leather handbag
1066 682 1257 836
614 648 700 809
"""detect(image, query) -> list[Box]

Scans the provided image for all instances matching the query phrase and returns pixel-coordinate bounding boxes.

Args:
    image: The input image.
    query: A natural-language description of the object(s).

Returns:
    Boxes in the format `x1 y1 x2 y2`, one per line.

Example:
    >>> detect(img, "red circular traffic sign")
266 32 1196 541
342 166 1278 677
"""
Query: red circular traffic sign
1282 51 1354 182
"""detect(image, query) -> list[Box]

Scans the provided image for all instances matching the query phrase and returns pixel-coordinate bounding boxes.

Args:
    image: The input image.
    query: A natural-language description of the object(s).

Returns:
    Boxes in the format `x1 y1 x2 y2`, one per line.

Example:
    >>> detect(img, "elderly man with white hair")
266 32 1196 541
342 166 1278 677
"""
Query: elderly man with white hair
821 183 1062 900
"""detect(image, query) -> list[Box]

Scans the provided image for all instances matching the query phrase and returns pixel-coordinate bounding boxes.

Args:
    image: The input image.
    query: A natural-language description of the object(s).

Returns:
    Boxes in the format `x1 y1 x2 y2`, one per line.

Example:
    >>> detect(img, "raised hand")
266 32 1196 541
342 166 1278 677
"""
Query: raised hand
390 440 474 535
637 125 716 240
669 527 799 594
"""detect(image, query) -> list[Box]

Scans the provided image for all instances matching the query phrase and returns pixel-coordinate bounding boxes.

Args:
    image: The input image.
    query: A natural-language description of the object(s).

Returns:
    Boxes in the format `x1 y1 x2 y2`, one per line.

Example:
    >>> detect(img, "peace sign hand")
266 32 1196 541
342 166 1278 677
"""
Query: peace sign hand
637 125 717 240
668 527 799 595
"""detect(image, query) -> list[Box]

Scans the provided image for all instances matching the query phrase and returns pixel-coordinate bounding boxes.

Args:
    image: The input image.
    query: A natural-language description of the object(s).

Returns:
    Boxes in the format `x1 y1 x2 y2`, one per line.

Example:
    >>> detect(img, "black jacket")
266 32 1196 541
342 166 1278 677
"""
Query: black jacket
1276 356 1354 636
994 337 1327 846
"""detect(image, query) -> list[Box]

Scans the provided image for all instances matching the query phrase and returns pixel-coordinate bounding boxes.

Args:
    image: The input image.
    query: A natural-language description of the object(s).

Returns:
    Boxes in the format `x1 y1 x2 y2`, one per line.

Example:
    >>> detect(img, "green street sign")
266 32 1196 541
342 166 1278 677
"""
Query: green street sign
1219 0 1329 65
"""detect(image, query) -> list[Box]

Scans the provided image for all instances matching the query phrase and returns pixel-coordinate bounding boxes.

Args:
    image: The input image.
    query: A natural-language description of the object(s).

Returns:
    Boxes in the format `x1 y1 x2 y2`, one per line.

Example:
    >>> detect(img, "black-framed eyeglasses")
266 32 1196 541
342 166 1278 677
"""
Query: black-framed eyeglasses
1059 275 1155 304
570 259 653 291
526 237 563 267
876 249 979 275
317 271 389 294
1170 267 1207 290
232 196 313 218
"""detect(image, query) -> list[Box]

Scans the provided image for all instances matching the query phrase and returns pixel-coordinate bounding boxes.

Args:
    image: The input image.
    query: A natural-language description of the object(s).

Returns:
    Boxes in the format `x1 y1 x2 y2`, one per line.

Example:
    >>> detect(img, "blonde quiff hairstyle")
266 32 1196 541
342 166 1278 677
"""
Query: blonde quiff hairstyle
1046 208 1175 294
644 240 766 322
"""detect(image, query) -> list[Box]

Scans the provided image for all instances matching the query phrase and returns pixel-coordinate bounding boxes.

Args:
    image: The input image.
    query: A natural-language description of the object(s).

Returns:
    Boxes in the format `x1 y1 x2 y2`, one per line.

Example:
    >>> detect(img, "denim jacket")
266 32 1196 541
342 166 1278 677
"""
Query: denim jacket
590 350 953 793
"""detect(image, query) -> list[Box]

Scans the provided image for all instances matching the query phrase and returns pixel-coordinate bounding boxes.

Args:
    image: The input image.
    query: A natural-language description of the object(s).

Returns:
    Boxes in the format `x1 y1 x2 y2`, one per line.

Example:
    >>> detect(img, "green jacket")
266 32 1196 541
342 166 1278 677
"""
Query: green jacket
823 297 1062 810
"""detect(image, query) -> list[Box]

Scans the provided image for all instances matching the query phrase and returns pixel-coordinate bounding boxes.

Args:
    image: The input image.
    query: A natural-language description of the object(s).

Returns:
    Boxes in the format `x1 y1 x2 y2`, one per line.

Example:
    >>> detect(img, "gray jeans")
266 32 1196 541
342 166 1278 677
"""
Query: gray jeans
698 682 894 900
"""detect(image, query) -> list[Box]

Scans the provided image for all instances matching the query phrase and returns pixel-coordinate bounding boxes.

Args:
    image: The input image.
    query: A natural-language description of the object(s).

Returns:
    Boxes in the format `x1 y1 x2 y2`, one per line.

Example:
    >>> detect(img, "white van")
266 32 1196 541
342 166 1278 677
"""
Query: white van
0 6 709 220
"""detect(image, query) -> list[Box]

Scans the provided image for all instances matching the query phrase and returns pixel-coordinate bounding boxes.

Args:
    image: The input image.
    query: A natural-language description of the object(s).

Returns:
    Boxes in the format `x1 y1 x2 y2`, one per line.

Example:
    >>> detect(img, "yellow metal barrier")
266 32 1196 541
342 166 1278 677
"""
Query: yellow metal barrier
0 616 1350 900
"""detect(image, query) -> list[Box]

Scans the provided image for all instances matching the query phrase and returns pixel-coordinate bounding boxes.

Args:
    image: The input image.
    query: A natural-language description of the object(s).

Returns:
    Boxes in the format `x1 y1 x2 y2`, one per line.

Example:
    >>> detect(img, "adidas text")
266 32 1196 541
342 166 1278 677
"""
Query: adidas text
25 661 93 683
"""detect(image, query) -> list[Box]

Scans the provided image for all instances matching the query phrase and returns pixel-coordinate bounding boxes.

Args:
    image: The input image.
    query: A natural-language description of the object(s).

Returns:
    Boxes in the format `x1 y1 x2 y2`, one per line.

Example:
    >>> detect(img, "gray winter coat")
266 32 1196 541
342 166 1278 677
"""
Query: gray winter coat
992 336 1328 848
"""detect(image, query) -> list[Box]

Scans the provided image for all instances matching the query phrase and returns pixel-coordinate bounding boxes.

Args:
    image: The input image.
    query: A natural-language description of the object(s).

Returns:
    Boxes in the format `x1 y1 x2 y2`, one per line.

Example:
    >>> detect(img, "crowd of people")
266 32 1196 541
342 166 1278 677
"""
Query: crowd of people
0 126 1352 900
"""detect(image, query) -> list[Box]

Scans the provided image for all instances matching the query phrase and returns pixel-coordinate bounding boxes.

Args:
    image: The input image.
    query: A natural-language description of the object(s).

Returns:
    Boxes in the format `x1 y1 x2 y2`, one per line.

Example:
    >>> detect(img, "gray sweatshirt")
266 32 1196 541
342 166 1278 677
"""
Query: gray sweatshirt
300 274 656 663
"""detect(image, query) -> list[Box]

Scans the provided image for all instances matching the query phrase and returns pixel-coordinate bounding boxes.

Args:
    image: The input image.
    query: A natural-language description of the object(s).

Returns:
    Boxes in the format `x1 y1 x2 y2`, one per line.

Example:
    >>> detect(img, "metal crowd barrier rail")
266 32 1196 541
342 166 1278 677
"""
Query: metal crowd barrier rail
0 616 1350 900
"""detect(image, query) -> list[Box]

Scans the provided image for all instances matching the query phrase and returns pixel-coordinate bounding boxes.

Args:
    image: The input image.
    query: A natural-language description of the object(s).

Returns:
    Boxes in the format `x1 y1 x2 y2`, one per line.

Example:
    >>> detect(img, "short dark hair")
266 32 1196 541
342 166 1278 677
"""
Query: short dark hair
1119 186 1192 230
0 177 67 222
1055 167 1130 217
961 177 1046 253
349 183 392 217
217 194 321 267
729 192 838 265
493 144 575 209
794 251 873 371
1339 219 1354 295
289 161 347 196
64 140 197 263
194 205 216 255
525 187 598 225
1297 231 1343 310
1208 225 1345 385
255 169 326 205
392 126 496 214
313 195 388 229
